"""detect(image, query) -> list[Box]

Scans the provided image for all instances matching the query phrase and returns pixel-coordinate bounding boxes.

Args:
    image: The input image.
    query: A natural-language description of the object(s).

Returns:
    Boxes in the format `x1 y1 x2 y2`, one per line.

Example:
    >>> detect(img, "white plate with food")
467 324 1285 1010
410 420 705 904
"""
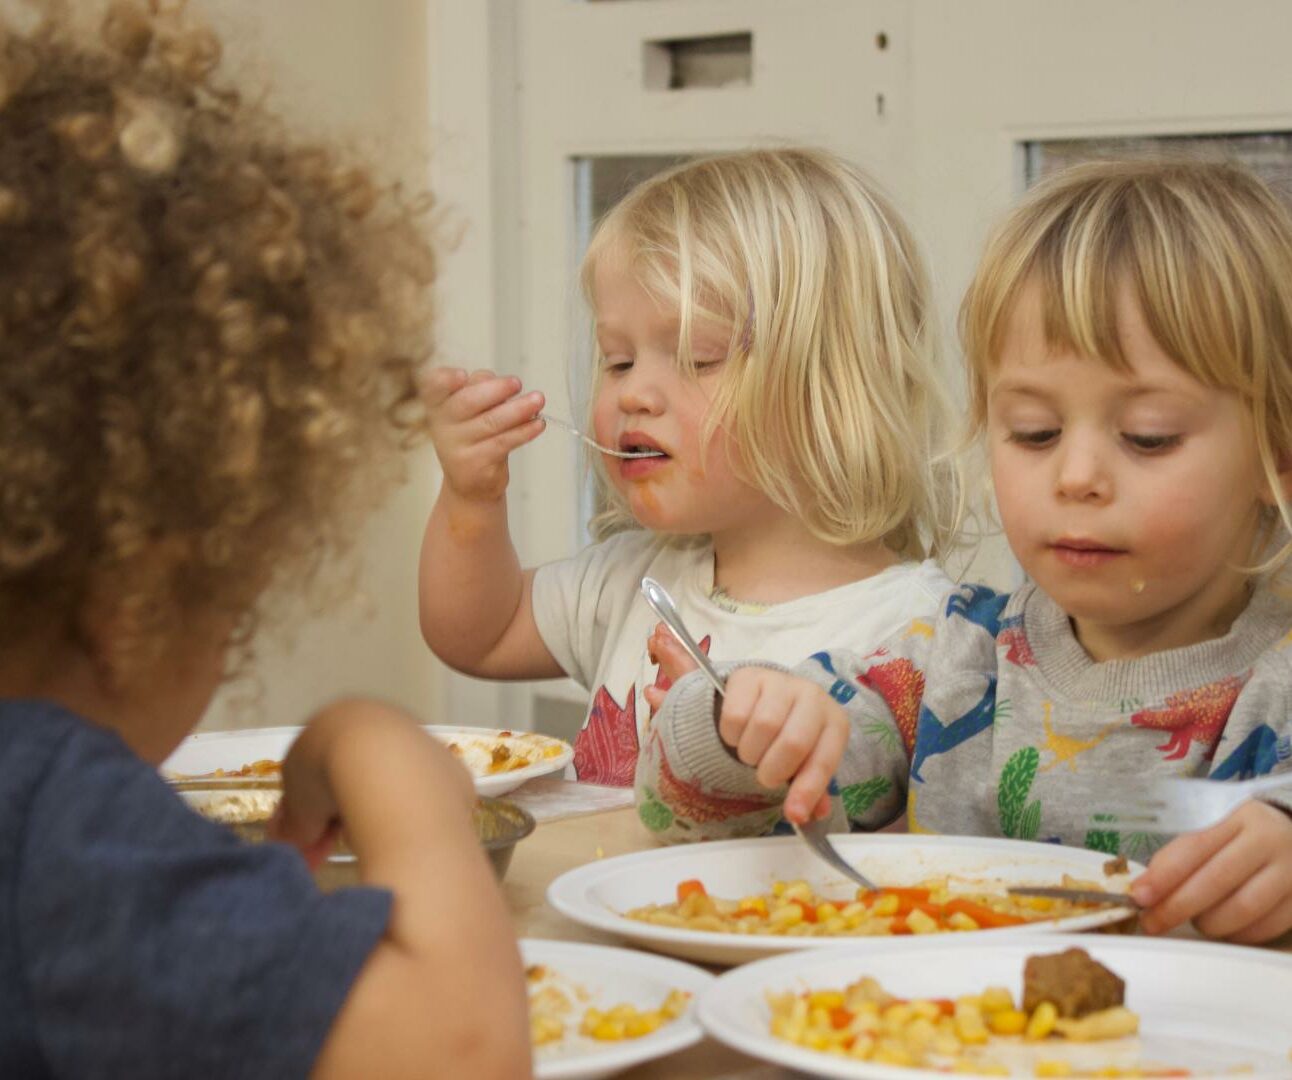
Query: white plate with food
547 835 1143 966
522 938 713 1080
697 933 1292 1078
162 724 572 797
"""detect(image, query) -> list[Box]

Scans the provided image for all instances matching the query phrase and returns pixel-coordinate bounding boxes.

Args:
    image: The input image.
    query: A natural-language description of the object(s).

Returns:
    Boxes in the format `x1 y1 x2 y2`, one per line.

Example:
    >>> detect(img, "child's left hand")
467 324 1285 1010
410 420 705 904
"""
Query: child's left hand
1130 799 1292 943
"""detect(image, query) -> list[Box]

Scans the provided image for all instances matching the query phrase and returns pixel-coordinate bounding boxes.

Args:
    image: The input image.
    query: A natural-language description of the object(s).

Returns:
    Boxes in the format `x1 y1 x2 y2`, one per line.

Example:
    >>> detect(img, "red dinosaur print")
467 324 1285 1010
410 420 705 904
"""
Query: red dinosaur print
655 737 777 823
1130 674 1248 762
857 653 924 757
573 684 639 786
999 626 1035 667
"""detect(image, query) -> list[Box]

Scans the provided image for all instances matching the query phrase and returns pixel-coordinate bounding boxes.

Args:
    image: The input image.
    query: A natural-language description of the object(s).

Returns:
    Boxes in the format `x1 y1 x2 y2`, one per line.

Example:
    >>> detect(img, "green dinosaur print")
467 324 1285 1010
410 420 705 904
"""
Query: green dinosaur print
841 776 892 819
637 788 674 832
998 746 1042 840
861 719 900 754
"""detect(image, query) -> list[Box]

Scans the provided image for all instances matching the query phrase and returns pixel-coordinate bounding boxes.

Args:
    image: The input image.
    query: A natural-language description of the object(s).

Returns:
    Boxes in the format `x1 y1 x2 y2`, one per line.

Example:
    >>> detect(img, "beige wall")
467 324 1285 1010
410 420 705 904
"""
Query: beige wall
194 0 445 731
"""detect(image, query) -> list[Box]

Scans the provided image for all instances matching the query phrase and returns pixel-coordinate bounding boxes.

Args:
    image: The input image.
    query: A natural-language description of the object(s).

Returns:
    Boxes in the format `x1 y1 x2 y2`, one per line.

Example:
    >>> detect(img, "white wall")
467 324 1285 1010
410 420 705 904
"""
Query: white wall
196 0 446 731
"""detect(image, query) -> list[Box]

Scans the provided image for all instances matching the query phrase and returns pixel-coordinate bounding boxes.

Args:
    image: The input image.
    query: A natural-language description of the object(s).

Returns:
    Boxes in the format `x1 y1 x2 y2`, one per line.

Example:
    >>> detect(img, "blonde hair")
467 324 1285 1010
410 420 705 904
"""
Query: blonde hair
580 148 958 560
0 2 432 678
960 157 1292 574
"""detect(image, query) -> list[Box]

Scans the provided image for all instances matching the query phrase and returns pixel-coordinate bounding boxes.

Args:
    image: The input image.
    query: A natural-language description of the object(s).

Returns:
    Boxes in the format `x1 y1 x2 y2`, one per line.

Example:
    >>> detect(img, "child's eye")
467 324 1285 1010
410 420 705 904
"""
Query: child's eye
602 357 633 374
1123 433 1182 453
1006 429 1059 448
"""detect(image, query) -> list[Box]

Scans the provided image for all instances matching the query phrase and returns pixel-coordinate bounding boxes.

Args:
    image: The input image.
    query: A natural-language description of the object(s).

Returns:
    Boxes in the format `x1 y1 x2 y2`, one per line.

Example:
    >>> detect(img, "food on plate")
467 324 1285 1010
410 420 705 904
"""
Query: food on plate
624 877 1114 937
167 730 567 784
525 964 688 1047
1023 947 1124 1019
766 947 1191 1075
170 757 282 781
442 730 567 775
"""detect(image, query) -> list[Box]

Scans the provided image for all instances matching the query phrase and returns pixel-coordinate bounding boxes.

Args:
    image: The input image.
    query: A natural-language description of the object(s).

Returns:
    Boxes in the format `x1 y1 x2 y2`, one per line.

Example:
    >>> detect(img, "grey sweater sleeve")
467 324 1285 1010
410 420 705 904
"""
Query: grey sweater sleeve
633 653 912 843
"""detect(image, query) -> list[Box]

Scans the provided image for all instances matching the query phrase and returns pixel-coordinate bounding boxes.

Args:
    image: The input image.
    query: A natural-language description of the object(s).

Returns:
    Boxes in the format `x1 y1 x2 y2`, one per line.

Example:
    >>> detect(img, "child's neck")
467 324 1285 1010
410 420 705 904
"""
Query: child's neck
0 626 192 765
709 515 901 605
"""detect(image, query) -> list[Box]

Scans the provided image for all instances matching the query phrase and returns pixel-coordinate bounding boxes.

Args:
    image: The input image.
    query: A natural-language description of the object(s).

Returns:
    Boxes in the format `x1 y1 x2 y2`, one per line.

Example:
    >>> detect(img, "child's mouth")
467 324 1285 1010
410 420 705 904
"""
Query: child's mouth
1050 539 1127 568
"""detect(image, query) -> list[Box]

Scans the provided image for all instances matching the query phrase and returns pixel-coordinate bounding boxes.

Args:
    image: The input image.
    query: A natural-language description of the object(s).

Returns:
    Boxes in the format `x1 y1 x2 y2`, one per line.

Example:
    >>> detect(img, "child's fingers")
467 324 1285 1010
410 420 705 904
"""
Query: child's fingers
422 366 468 406
439 374 526 424
1222 890 1292 945
1192 860 1287 941
737 680 797 771
467 390 544 441
717 670 763 749
1131 812 1240 909
643 684 666 716
648 624 698 683
812 793 832 820
1137 819 1251 934
781 707 848 824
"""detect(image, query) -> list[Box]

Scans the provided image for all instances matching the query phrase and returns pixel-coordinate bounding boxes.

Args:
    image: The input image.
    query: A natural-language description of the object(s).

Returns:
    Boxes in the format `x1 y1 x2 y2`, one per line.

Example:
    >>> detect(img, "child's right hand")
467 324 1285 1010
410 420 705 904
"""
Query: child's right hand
423 367 546 502
646 625 847 825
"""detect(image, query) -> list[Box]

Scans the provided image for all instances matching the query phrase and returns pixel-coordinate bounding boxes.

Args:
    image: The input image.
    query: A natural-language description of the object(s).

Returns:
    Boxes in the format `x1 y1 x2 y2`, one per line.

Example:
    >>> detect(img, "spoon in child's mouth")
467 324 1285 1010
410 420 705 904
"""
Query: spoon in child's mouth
539 413 667 460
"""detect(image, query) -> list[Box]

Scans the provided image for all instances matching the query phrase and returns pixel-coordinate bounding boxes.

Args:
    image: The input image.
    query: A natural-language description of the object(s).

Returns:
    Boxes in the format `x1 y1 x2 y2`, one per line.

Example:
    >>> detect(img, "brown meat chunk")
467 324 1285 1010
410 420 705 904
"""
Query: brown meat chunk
1022 948 1125 1018
1103 855 1129 876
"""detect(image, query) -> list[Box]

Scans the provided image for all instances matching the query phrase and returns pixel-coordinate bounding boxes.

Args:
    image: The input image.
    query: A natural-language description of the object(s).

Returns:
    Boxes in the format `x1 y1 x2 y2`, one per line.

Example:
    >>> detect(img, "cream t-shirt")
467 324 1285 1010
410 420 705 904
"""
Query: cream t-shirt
531 529 953 785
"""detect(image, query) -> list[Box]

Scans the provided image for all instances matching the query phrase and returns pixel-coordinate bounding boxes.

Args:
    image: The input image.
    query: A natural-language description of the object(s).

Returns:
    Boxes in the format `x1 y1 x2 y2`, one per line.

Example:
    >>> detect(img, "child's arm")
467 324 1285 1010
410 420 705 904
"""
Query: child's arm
636 627 913 841
271 699 531 1080
418 367 563 679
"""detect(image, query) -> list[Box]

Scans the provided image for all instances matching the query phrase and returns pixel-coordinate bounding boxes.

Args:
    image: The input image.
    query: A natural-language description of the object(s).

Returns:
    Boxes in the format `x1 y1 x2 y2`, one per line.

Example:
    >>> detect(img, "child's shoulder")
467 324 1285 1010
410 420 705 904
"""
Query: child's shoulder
0 701 392 1076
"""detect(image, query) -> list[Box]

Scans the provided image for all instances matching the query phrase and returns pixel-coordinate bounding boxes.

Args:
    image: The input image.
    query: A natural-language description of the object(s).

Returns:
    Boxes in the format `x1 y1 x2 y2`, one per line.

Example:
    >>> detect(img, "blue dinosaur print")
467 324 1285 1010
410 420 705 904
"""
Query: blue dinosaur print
1212 724 1292 780
809 651 857 704
910 676 997 782
945 584 1009 638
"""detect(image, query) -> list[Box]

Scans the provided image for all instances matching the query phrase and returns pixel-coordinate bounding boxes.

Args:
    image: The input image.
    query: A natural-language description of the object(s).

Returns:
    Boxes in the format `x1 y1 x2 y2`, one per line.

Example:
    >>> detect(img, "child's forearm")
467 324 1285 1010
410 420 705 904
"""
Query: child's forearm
306 704 531 1079
419 487 525 670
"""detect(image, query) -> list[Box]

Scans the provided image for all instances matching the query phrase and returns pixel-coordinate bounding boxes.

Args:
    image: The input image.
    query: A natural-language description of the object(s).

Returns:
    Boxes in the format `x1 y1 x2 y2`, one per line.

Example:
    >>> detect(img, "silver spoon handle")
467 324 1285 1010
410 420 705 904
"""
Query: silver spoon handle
538 413 659 459
640 577 726 698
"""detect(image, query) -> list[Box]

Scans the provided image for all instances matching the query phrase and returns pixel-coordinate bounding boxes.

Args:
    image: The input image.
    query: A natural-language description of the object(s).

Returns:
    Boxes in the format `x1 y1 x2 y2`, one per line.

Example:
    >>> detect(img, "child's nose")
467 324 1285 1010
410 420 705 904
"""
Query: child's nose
1054 434 1112 502
616 366 666 414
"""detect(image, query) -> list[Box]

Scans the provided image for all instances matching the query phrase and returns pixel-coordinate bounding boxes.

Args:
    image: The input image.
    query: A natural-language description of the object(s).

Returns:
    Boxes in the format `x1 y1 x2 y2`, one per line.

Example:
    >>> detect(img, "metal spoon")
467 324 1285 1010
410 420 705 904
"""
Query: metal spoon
638 576 878 892
540 413 665 459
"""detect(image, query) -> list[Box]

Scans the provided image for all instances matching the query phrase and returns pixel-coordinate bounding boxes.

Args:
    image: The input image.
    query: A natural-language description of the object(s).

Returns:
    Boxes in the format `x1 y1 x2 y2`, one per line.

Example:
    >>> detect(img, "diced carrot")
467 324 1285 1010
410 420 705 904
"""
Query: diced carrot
829 1007 852 1030
941 898 1025 929
676 879 707 902
796 901 818 923
859 887 931 905
931 998 955 1017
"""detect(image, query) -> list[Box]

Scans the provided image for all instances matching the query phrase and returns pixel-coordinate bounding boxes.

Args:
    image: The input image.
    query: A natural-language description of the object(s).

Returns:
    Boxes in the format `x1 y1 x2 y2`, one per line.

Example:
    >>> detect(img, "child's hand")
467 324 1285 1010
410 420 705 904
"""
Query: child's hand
424 366 545 502
719 668 847 825
643 622 696 716
268 698 476 868
645 626 846 823
1130 799 1292 943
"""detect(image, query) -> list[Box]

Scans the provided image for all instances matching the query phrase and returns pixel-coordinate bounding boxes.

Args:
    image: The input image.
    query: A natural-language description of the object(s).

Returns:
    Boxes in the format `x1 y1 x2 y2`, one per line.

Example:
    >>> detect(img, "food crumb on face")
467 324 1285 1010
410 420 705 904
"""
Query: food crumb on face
595 846 605 859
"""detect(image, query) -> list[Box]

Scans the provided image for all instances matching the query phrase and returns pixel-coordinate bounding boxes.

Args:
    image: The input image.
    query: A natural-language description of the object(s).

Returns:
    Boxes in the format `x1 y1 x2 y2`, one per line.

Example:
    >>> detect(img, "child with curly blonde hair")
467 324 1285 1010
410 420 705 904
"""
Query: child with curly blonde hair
649 158 1292 943
0 4 529 1076
420 149 958 817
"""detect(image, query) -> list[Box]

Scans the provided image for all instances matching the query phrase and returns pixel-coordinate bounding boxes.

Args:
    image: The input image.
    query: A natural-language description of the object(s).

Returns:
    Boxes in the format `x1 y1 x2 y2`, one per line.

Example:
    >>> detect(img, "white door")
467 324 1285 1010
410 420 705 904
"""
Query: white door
436 0 1292 737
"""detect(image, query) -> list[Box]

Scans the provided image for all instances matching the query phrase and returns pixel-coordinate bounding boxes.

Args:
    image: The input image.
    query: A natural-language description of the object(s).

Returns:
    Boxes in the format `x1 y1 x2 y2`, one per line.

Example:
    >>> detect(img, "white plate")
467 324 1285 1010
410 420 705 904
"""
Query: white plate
162 724 572 797
698 933 1292 1078
522 938 713 1080
547 834 1143 965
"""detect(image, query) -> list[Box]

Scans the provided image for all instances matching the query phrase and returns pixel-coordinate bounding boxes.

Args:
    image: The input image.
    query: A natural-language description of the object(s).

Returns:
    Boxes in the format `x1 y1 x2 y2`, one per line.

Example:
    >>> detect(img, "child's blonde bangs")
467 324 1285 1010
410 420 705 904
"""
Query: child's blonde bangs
581 149 959 558
961 157 1292 573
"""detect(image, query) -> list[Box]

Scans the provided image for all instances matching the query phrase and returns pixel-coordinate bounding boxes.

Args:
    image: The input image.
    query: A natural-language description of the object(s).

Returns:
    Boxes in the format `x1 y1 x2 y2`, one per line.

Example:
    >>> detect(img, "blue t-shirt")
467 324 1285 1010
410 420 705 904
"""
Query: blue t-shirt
0 700 391 1078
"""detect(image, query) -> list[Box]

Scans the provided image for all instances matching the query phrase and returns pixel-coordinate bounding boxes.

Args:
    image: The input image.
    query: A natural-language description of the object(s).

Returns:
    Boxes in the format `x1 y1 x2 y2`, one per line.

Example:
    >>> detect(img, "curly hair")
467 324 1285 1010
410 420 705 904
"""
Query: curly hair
0 1 432 678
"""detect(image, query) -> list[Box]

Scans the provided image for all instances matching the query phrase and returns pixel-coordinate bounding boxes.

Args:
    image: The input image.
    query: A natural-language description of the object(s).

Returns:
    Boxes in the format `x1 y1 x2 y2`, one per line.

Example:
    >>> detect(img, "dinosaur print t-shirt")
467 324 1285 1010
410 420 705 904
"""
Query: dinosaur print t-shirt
639 581 1292 851
530 530 953 786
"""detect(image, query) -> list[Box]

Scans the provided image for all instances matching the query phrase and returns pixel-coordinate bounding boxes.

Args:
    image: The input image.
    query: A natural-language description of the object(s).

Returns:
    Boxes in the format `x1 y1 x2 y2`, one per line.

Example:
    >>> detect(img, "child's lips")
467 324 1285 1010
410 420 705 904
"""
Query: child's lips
1050 538 1128 568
